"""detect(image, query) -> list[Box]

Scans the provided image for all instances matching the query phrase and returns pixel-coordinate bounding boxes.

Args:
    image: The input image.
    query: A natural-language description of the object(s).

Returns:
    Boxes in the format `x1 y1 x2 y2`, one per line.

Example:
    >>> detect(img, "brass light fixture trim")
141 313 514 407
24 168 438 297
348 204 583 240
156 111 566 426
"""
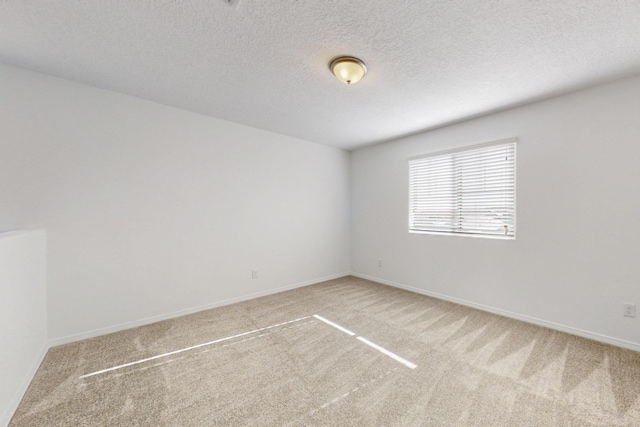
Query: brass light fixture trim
330 56 368 85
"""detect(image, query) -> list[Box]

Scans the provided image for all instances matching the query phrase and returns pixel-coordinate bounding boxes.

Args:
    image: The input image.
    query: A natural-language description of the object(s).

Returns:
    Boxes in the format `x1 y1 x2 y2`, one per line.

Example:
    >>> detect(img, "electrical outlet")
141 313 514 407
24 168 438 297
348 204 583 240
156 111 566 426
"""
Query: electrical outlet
623 302 636 318
378 259 382 267
251 269 258 279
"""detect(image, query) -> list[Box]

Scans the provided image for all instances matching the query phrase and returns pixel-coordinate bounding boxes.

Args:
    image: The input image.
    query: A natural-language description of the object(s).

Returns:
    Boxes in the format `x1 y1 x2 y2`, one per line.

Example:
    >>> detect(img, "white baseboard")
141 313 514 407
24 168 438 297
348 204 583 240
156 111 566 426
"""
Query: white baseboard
48 272 351 347
351 272 640 353
1 344 48 427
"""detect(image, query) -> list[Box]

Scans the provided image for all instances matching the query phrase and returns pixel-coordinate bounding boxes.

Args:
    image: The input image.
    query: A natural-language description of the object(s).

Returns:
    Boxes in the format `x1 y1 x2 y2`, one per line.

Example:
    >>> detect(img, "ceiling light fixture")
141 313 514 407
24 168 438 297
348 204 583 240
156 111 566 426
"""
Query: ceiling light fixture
330 56 367 85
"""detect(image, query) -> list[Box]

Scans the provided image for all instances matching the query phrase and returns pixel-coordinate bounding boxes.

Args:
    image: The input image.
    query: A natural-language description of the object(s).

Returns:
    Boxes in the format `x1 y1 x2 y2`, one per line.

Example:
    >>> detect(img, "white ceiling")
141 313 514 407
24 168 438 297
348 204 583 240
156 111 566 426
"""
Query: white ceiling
2 1 640 150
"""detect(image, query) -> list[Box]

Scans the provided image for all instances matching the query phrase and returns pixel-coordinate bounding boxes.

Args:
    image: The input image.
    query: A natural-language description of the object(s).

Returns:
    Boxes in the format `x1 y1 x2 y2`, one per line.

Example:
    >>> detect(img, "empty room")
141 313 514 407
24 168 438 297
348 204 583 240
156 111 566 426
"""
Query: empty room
2 1 640 425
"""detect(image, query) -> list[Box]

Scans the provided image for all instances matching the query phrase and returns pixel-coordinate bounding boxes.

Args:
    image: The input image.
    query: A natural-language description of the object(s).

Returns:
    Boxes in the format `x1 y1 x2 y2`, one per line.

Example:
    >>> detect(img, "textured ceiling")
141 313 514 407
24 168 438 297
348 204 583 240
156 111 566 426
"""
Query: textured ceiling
2 1 640 150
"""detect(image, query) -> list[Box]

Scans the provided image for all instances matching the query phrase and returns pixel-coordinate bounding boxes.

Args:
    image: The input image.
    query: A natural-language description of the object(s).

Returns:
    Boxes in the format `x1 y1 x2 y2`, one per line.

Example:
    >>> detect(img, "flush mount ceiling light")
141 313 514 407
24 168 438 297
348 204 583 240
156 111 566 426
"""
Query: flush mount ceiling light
330 56 367 85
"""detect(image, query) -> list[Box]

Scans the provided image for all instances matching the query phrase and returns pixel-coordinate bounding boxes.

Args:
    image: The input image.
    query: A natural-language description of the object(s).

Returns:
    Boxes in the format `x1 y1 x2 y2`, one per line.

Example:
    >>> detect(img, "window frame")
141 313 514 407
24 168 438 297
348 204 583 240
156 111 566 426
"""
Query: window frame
408 138 517 240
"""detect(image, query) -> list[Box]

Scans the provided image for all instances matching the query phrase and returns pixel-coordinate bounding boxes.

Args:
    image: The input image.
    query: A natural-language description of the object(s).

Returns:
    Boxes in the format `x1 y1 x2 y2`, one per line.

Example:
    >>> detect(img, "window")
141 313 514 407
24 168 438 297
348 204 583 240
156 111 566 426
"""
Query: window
409 138 516 239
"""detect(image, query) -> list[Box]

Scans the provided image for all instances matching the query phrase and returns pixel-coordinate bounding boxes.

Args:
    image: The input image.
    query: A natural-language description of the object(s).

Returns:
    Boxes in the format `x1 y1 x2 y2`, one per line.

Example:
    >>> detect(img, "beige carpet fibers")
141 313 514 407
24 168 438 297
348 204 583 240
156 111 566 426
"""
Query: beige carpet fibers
10 276 640 426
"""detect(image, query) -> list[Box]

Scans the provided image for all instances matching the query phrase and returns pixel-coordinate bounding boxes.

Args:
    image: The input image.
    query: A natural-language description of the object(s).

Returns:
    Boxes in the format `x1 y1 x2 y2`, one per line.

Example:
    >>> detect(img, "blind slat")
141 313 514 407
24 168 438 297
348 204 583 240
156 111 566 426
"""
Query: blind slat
409 140 516 238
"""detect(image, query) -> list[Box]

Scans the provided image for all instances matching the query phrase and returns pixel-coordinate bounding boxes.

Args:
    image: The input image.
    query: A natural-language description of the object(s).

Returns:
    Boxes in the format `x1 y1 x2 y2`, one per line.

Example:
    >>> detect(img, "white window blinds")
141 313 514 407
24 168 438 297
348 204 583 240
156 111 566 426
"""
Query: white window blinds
409 138 516 238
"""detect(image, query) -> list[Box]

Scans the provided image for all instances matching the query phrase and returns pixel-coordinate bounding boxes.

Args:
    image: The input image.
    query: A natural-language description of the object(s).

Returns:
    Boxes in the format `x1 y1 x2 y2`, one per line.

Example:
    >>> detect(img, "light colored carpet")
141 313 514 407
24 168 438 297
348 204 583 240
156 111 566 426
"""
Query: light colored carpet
10 276 640 426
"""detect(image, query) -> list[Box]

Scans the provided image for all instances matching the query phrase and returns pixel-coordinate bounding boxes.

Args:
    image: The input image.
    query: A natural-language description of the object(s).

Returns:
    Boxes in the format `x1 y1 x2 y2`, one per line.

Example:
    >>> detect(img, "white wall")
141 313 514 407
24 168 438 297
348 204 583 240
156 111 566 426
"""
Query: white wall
351 74 640 349
0 64 350 343
0 230 47 427
4 57 639 354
